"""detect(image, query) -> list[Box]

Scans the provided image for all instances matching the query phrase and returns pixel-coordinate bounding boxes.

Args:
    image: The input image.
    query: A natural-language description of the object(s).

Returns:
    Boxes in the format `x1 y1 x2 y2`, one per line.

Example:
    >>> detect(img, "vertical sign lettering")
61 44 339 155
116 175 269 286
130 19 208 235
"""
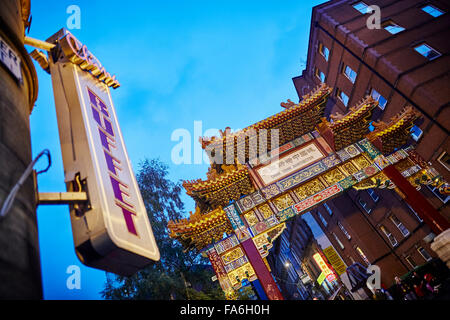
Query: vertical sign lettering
87 88 138 235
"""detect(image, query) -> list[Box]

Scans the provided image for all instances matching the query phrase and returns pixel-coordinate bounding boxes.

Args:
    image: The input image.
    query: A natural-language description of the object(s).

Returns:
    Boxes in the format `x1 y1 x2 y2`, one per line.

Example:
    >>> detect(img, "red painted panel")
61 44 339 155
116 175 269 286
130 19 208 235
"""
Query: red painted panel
383 164 450 234
241 238 284 300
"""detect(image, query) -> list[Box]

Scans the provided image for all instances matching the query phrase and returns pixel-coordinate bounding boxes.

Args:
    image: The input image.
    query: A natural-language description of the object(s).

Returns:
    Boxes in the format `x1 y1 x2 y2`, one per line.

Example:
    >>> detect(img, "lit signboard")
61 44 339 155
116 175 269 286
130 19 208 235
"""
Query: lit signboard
323 246 347 276
48 29 159 275
59 31 120 89
313 252 337 283
316 271 326 285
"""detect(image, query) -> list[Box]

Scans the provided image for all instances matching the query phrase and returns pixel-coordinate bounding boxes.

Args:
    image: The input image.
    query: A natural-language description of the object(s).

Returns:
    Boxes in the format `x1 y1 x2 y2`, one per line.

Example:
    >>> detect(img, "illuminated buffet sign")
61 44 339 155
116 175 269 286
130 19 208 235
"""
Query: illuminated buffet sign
59 31 120 89
48 29 159 275
313 253 337 283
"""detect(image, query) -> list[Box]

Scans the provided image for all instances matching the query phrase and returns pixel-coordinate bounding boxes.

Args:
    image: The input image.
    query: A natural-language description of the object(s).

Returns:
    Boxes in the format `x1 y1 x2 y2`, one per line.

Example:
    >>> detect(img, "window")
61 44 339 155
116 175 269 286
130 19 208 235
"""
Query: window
297 228 307 243
405 256 417 268
417 247 432 262
338 221 351 240
337 89 349 107
410 125 423 141
318 43 330 61
380 225 398 246
295 237 305 252
382 20 405 34
427 185 450 204
406 203 423 223
315 67 326 83
323 203 333 216
348 255 356 264
352 2 369 14
287 263 297 282
367 188 379 202
370 88 388 110
421 4 444 17
437 151 450 171
291 251 302 271
317 211 328 227
358 197 372 214
332 232 345 250
390 214 410 237
355 246 370 266
343 65 357 83
281 236 290 253
414 43 441 60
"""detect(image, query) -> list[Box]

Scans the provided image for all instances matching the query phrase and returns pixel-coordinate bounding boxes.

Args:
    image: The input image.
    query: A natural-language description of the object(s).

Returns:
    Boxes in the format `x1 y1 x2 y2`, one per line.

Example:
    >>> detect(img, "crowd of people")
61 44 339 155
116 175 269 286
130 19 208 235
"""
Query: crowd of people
391 272 441 300
372 269 446 300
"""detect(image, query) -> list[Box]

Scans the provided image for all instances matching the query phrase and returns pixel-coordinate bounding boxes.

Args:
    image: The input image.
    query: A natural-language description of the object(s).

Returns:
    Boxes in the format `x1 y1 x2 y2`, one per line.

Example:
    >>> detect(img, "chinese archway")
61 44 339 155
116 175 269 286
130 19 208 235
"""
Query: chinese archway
167 83 450 300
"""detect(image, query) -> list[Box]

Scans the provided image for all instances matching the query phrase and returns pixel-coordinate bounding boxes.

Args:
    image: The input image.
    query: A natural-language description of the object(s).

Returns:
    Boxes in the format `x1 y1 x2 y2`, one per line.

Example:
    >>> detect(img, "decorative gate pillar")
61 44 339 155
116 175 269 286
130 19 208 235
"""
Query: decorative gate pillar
362 106 450 234
168 87 450 301
240 238 284 300
224 203 284 300
382 164 450 234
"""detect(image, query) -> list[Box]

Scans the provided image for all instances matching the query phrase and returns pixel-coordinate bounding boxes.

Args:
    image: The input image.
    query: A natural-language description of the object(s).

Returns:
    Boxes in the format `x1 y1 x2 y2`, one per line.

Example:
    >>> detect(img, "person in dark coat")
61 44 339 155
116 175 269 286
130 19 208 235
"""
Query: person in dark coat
393 276 417 300
423 273 440 297
411 272 422 287
411 271 425 299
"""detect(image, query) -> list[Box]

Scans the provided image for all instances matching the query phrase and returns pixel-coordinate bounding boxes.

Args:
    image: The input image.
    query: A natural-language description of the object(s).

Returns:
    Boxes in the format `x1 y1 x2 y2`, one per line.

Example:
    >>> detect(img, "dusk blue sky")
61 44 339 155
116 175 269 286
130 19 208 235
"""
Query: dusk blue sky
27 0 325 299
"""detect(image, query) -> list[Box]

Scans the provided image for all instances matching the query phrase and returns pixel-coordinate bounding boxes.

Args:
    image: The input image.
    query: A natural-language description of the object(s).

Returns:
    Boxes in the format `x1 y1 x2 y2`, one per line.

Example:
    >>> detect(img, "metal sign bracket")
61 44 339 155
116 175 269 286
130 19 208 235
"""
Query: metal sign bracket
37 191 88 205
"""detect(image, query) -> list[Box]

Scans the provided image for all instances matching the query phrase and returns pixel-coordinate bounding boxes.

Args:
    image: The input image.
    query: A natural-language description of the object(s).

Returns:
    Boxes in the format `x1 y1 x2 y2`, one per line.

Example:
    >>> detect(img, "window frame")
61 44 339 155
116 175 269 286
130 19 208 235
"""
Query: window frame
406 203 423 223
318 42 330 61
337 89 349 107
437 151 450 171
331 231 345 250
389 214 410 237
410 124 423 142
382 20 405 34
405 255 417 268
417 247 432 262
367 188 380 203
315 67 326 83
421 4 444 17
317 210 328 227
338 221 352 240
355 246 370 266
323 203 333 216
370 88 388 110
343 65 357 83
352 1 369 14
358 197 372 214
380 224 398 247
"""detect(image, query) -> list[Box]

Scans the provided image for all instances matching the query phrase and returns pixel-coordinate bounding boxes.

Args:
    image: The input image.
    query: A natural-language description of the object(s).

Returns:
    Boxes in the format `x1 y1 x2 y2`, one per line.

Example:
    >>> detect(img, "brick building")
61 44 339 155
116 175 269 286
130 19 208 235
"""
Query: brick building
167 0 450 300
291 0 449 287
